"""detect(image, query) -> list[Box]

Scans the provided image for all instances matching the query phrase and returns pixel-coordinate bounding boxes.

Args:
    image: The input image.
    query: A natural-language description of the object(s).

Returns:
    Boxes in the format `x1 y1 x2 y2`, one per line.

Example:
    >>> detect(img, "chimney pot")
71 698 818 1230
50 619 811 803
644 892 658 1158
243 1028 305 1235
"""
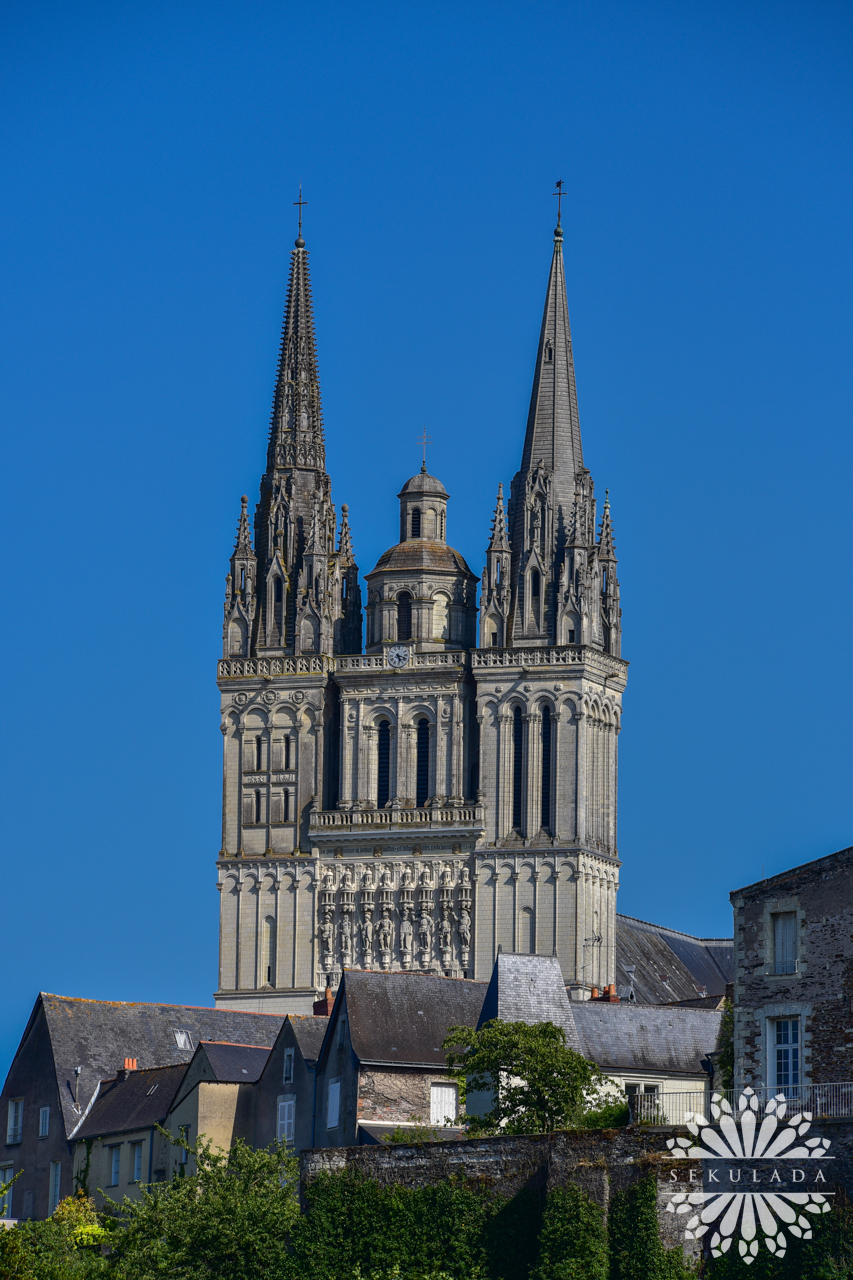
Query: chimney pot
124 1057 137 1071
313 985 335 1016
590 986 599 999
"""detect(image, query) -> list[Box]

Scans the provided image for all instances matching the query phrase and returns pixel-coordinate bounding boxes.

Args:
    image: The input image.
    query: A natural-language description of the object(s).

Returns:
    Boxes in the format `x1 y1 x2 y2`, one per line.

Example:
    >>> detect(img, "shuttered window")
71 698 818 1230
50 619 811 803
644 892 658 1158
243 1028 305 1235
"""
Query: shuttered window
773 913 797 974
277 1098 295 1145
430 1083 458 1125
326 1080 341 1129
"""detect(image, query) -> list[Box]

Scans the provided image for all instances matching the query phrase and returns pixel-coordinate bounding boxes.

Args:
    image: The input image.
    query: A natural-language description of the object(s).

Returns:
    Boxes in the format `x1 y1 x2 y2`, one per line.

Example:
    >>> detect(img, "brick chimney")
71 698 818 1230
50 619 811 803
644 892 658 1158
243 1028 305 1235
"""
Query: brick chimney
592 984 620 1003
124 1058 138 1070
313 986 334 1016
590 986 599 999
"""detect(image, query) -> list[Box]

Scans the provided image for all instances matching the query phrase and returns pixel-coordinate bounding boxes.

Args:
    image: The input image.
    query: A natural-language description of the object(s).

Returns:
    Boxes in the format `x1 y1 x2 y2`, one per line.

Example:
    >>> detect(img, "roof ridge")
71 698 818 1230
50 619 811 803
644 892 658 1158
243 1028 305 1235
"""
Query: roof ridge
40 993 282 1016
615 913 732 943
200 1040 273 1049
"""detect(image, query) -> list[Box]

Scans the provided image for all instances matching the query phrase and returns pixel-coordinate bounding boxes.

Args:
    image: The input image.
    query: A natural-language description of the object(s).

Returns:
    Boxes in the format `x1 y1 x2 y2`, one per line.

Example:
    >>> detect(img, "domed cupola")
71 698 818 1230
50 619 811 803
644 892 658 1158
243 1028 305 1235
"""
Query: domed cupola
365 466 479 652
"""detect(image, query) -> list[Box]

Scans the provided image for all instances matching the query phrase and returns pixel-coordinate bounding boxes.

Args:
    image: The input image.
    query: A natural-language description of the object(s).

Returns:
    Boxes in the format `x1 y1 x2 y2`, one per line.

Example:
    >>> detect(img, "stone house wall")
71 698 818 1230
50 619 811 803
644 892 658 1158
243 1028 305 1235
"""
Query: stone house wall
730 847 853 1088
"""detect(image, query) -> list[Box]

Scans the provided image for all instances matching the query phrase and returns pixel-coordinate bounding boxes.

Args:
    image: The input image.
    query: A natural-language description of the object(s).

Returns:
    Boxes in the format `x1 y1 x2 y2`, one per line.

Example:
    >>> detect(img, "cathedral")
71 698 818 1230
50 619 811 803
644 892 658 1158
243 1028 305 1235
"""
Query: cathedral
215 208 626 1014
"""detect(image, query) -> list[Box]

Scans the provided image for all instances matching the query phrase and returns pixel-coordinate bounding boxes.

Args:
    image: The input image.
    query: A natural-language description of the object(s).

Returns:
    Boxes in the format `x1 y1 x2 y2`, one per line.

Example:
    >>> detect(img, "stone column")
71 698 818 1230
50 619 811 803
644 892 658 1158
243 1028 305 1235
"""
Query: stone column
356 702 370 802
435 699 447 798
363 725 377 807
575 708 587 846
551 711 562 841
525 708 541 840
340 699 352 805
451 704 464 800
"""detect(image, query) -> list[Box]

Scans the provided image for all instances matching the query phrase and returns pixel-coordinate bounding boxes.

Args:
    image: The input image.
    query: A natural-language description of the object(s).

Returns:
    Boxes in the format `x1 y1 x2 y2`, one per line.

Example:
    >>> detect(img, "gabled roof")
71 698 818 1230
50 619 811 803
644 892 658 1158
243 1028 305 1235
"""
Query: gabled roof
198 1042 271 1083
477 954 582 1052
614 914 733 1004
572 1004 721 1076
286 1015 329 1065
29 993 284 1139
324 971 486 1069
73 1063 187 1140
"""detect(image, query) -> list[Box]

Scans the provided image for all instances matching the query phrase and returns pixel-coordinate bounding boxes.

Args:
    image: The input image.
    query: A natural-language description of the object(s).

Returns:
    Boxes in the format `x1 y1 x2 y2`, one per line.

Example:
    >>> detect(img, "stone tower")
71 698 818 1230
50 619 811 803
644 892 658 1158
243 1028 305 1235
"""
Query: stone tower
215 215 626 1013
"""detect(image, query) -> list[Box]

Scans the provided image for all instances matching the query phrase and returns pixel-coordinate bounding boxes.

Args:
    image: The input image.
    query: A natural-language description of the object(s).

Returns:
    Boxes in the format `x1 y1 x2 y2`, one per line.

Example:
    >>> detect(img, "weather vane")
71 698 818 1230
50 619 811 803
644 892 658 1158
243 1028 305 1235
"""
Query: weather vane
553 178 565 226
418 428 433 468
293 184 307 238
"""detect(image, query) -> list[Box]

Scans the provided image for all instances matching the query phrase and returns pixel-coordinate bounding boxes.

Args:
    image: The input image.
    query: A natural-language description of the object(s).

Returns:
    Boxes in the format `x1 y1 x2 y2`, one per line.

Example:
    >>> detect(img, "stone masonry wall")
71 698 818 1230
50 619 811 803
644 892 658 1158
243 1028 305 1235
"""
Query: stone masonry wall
731 847 853 1087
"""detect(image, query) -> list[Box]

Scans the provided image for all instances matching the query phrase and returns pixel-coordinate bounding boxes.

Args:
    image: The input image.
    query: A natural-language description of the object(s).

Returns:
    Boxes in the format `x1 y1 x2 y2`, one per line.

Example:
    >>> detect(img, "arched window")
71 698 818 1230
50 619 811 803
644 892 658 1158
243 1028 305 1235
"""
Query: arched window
512 706 524 832
545 342 553 363
274 577 284 639
411 507 421 538
263 916 276 985
540 706 552 832
416 718 430 808
397 591 412 642
240 567 245 591
531 570 541 626
602 622 611 654
432 592 450 640
520 907 534 952
377 720 391 808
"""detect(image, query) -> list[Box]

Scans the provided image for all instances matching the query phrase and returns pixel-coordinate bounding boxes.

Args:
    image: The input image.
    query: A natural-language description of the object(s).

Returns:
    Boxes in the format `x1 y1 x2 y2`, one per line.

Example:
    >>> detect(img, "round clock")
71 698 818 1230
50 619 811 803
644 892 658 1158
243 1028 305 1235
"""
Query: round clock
387 644 410 668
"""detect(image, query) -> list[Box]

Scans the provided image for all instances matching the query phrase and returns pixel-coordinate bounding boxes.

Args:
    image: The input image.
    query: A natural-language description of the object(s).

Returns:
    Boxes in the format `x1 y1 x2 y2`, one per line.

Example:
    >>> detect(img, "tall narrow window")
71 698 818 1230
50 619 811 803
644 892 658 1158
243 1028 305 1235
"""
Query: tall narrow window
440 511 445 540
274 577 284 637
416 718 430 807
512 706 524 832
430 1083 458 1125
283 1048 295 1084
254 790 262 824
773 913 797 974
531 570 541 626
49 1161 62 1212
278 1098 295 1144
377 720 391 808
774 1019 800 1095
131 1142 143 1182
326 1080 341 1129
6 1099 22 1144
255 735 263 771
283 790 290 822
264 916 276 985
110 1147 121 1186
397 592 412 642
602 623 611 653
411 508 421 538
540 706 552 832
39 1106 50 1138
0 1164 13 1218
179 1127 189 1165
284 737 291 770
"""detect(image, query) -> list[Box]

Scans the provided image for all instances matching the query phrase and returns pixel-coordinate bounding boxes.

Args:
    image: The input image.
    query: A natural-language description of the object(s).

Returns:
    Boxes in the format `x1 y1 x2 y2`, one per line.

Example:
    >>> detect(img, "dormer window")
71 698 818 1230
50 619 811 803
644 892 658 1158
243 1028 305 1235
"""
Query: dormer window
545 342 553 362
411 508 421 538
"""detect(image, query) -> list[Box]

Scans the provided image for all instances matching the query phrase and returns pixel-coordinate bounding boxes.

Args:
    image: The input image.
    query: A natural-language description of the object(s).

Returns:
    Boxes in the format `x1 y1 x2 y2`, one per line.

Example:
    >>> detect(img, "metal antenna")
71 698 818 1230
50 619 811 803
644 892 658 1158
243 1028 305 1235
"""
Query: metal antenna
553 178 565 226
293 184 307 238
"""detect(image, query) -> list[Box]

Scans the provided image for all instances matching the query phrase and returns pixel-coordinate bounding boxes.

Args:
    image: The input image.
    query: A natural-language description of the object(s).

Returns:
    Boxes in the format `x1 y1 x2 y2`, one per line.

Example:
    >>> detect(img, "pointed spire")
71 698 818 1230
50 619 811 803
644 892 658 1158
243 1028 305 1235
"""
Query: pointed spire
337 503 354 560
598 489 616 561
488 483 510 552
268 232 325 472
516 222 583 516
234 494 253 555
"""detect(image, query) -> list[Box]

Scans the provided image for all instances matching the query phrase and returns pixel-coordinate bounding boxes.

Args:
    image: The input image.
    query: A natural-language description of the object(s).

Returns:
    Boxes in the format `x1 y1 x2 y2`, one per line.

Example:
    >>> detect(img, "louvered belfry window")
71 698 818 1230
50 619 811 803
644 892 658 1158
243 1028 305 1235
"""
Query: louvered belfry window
377 721 391 808
416 719 430 808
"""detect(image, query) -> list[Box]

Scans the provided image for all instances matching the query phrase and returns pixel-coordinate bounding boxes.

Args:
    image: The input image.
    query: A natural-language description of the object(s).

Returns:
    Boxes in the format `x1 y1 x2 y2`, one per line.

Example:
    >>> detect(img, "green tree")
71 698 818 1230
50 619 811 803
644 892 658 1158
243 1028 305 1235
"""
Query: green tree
716 998 735 1091
529 1184 608 1280
0 1191 108 1280
443 1019 610 1134
106 1133 299 1280
608 1178 697 1280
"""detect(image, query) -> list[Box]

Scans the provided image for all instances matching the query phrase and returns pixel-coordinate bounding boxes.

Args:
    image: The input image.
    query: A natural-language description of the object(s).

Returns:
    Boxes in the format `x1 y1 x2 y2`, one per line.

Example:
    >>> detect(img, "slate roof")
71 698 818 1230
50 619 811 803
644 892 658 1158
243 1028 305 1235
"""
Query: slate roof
477 953 582 1052
199 1042 271 1083
614 914 733 1005
331 971 487 1067
35 993 284 1139
287 1015 329 1065
371 541 474 576
572 1004 722 1076
73 1063 187 1140
398 470 449 497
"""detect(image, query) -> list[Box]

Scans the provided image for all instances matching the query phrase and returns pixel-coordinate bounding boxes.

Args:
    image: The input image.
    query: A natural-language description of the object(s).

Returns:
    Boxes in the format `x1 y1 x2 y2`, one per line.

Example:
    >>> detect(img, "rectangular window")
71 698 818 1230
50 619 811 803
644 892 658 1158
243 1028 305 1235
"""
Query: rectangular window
773 1018 800 1094
39 1106 50 1138
131 1142 143 1182
0 1165 13 1218
430 1083 459 1126
255 735 263 771
283 1048 295 1084
326 1080 340 1130
49 1161 62 1213
6 1099 23 1144
109 1146 122 1186
773 912 797 974
179 1126 190 1164
338 1016 347 1048
277 1098 295 1145
173 1030 193 1051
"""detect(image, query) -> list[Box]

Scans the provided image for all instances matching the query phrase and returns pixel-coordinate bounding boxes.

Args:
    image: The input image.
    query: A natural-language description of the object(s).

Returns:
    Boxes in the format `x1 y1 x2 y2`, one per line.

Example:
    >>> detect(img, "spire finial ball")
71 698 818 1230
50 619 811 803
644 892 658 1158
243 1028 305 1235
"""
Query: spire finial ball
295 236 305 248
241 495 248 505
341 503 348 514
554 225 563 240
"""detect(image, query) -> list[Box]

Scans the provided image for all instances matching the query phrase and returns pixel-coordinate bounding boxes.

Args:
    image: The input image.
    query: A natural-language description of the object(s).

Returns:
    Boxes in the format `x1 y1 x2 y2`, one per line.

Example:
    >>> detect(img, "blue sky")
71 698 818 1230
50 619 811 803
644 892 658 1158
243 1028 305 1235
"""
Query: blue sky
2 0 852 1074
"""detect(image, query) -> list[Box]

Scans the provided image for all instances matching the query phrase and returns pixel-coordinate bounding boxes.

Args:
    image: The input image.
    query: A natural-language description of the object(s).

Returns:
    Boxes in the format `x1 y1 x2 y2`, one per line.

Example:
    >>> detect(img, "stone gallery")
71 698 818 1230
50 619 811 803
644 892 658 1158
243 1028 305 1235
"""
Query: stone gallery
216 209 627 1013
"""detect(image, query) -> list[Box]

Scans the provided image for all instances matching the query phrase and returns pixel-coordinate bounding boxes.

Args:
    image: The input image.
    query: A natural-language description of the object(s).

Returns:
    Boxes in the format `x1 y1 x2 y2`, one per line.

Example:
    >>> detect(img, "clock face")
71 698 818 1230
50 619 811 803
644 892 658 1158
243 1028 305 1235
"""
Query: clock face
387 644 410 669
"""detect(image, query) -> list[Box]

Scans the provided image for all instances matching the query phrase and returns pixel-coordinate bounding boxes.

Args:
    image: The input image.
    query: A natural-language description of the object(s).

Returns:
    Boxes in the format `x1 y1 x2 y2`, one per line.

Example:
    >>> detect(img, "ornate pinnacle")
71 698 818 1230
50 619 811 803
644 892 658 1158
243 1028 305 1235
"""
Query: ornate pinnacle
234 495 254 555
488 482 510 552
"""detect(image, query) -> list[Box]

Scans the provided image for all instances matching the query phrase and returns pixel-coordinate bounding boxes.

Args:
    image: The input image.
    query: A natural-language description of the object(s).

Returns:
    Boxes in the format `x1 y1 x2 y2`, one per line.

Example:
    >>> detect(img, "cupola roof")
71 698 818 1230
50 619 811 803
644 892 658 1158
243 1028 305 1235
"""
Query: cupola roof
369 541 473 576
398 465 449 499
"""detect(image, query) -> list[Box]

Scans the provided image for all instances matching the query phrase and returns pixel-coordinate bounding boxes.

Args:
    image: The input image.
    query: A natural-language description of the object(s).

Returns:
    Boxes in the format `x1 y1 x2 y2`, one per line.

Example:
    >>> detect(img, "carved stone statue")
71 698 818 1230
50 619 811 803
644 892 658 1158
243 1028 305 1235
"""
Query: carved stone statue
400 907 414 957
458 907 471 949
460 866 471 887
378 907 394 952
440 864 453 887
380 867 393 889
340 867 354 891
339 915 353 963
418 910 433 953
319 909 335 964
439 905 455 951
360 907 374 957
401 866 414 888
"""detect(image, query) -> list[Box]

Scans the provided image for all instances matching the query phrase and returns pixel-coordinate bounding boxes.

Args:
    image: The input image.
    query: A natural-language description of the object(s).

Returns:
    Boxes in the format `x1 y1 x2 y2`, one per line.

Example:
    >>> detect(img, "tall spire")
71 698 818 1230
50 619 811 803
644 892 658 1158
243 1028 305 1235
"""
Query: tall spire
598 489 616 561
488 483 510 552
514 221 583 525
268 231 325 473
